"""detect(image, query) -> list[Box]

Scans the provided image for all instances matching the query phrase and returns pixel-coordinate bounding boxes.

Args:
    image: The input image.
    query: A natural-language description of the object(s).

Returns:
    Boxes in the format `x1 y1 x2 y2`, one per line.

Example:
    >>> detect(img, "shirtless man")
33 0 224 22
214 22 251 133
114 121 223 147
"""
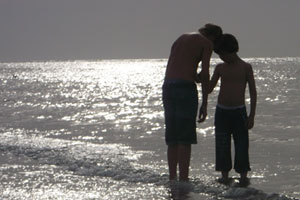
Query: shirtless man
162 24 222 181
209 34 257 186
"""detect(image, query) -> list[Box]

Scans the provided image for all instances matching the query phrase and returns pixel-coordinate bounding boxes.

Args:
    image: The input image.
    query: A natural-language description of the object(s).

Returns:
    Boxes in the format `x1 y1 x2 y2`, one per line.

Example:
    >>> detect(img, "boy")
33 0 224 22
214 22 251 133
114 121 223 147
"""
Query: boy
163 24 222 181
209 34 257 185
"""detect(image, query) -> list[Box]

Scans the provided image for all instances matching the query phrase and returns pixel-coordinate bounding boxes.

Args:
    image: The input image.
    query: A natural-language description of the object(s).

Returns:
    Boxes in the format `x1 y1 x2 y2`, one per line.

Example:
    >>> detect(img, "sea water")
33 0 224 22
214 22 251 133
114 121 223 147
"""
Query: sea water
0 58 299 200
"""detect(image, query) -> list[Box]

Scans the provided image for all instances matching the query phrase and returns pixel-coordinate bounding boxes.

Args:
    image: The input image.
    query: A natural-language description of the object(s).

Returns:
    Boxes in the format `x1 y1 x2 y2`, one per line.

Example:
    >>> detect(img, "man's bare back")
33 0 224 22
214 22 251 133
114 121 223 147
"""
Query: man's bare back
165 32 213 82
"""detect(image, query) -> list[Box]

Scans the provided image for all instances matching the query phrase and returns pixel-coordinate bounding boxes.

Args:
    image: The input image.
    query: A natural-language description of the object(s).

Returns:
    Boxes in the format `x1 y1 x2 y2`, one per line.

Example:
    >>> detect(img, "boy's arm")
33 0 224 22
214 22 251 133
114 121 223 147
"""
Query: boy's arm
246 64 257 129
208 64 220 94
198 43 212 123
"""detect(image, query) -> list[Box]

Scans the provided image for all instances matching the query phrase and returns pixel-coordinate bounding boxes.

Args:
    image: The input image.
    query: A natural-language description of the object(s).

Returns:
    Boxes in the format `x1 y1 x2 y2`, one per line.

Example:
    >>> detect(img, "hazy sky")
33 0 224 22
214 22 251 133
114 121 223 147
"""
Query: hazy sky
1 0 299 62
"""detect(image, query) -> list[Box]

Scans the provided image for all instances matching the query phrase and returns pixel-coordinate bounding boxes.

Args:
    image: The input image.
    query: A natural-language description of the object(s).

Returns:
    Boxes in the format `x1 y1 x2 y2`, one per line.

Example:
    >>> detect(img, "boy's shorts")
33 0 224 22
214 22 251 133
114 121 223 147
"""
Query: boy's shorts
214 105 251 173
162 79 198 145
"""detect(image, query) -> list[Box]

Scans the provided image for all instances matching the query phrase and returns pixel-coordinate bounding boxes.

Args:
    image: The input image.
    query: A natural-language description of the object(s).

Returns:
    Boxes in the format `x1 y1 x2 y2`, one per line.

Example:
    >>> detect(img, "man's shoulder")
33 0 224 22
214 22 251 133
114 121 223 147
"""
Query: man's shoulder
175 33 212 55
182 32 211 44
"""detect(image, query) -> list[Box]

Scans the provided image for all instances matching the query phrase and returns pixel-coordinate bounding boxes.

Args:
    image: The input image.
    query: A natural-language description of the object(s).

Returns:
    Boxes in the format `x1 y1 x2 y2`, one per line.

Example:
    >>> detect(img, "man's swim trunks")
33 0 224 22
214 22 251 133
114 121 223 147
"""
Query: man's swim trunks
162 79 198 145
214 104 251 173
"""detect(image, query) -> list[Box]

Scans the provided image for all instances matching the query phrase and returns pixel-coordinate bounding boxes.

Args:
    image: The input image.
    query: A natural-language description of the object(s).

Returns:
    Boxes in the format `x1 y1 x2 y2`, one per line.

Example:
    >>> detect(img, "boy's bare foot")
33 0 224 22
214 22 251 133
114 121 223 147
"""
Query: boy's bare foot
169 175 177 181
216 171 231 185
239 177 250 187
217 177 231 185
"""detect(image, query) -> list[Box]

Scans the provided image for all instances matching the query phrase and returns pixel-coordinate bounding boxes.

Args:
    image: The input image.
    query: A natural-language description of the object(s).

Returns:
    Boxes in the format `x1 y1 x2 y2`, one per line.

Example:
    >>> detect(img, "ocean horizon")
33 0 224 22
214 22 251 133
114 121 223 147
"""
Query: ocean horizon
1 56 299 63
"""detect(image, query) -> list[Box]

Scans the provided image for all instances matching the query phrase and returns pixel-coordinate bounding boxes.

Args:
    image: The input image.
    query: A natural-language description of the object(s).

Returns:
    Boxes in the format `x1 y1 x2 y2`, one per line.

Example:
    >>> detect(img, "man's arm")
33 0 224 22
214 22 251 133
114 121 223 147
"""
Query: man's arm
198 43 213 123
246 64 257 129
200 43 212 102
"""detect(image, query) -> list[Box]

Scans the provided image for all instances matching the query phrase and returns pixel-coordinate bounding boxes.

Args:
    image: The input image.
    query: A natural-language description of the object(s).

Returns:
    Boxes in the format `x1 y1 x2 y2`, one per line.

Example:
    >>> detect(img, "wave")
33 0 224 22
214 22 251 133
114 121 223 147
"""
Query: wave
0 130 298 200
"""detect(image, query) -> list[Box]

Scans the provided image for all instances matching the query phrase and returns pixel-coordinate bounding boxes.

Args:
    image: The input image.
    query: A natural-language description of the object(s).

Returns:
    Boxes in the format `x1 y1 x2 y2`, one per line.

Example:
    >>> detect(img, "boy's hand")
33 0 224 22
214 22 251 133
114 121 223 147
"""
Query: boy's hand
246 115 255 129
198 104 207 123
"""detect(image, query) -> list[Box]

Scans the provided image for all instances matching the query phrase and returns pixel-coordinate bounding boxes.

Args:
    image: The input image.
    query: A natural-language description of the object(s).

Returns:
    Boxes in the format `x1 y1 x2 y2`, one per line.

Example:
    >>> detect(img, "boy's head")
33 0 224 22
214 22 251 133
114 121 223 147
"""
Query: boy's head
198 23 223 43
214 33 239 63
214 33 239 54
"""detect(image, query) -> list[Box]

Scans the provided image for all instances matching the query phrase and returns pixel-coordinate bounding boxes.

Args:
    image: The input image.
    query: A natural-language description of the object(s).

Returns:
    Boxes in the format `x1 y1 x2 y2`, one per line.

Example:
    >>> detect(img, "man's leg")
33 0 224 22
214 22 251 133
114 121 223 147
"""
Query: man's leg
168 144 178 180
178 144 191 181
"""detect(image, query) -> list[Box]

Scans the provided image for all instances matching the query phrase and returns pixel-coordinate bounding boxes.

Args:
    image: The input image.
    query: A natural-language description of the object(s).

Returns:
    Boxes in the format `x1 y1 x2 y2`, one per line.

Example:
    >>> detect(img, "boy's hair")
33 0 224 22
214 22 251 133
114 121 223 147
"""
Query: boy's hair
214 33 239 54
198 23 223 40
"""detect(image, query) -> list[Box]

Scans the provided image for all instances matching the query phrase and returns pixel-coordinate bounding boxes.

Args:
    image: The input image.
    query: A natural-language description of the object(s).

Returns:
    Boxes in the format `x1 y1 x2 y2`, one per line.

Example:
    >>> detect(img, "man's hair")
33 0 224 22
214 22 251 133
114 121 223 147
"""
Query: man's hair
214 33 239 54
198 23 223 39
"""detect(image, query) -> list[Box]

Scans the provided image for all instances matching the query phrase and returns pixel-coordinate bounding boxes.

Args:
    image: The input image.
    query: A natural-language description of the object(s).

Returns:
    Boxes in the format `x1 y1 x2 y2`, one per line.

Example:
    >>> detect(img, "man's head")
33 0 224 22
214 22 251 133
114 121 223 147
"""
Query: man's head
214 33 239 63
198 23 223 43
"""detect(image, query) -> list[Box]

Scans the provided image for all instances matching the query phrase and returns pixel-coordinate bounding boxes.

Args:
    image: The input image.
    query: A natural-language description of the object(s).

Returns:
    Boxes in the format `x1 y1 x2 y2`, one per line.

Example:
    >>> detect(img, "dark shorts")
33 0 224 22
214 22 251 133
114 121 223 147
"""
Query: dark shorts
162 79 198 145
214 105 251 173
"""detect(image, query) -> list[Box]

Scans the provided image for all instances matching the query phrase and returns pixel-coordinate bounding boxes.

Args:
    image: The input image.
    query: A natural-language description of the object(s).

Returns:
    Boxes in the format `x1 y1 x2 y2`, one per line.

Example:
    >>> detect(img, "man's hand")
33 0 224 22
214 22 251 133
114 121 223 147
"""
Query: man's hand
195 72 202 83
197 103 207 123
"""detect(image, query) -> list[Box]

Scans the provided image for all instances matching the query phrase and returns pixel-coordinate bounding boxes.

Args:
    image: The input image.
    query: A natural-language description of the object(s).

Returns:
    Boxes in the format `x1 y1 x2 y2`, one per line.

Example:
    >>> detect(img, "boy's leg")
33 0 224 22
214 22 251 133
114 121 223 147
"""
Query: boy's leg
217 171 230 184
240 172 248 179
233 108 251 176
215 131 232 172
221 171 229 179
168 144 178 180
233 126 250 174
178 144 191 181
215 107 232 174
